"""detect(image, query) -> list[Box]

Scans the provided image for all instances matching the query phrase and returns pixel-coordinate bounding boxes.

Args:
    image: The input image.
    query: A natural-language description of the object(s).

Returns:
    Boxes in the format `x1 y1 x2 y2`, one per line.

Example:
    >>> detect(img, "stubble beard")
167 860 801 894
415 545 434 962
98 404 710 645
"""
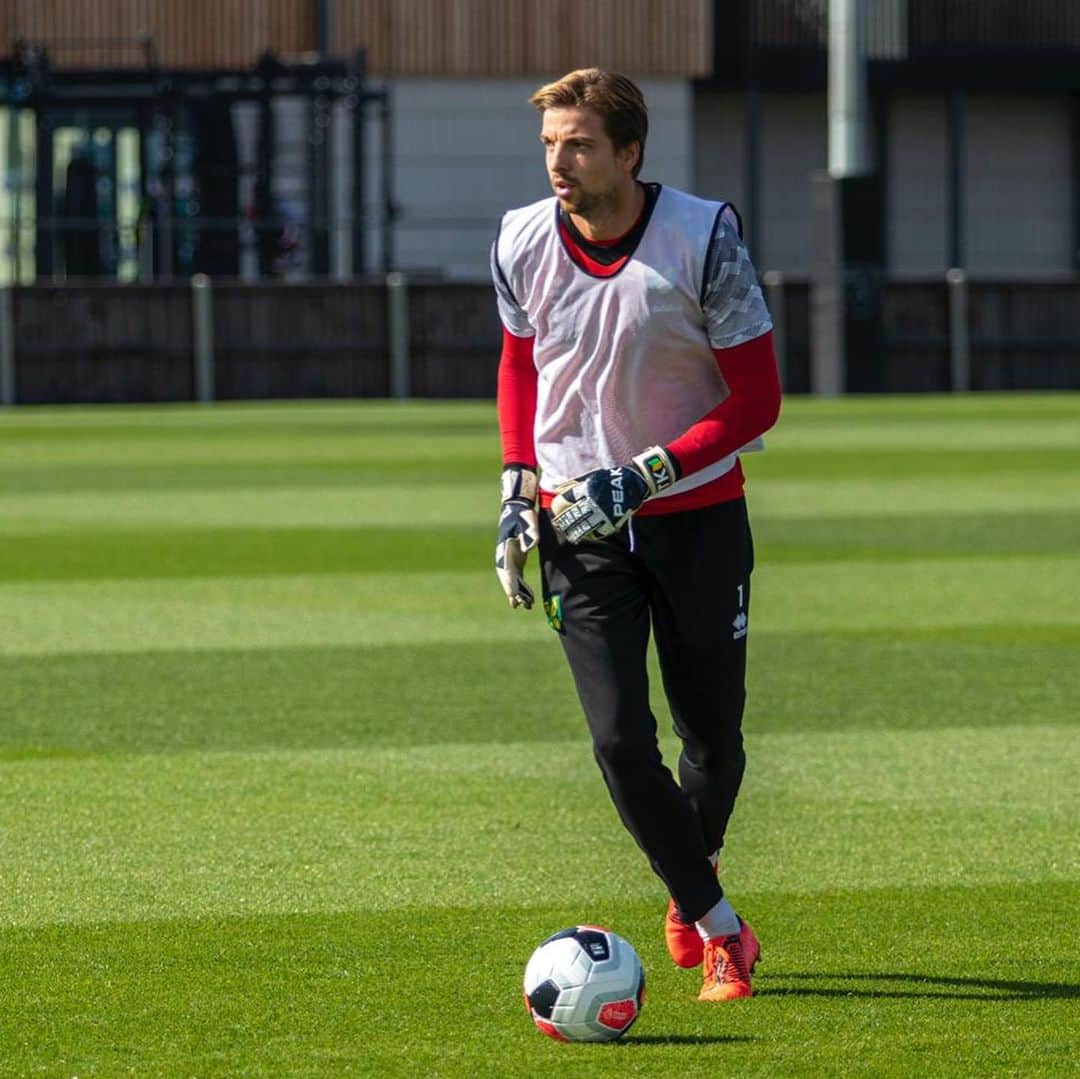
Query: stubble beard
557 181 619 228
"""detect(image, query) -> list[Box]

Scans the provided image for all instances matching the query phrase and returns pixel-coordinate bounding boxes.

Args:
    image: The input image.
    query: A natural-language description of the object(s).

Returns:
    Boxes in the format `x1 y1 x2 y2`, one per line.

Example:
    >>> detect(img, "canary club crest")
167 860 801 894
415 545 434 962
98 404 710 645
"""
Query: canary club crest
642 452 671 489
543 594 564 633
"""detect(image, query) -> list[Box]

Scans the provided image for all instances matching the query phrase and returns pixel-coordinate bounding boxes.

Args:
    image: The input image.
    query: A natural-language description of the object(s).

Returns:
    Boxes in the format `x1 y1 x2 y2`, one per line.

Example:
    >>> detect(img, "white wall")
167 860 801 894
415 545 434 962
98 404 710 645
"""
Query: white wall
757 94 828 274
693 90 830 274
367 78 693 280
888 95 948 276
695 89 1075 279
692 89 746 220
890 93 1072 277
964 94 1072 277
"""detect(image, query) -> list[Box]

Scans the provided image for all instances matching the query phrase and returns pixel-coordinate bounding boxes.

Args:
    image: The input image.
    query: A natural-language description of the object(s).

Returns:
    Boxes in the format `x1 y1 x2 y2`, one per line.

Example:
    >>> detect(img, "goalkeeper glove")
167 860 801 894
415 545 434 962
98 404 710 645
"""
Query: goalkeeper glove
495 465 539 609
551 446 678 544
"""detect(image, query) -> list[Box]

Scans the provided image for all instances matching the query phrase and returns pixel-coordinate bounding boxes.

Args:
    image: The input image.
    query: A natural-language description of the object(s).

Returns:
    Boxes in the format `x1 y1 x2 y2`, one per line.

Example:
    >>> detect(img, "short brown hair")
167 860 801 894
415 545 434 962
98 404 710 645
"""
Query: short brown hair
529 68 648 178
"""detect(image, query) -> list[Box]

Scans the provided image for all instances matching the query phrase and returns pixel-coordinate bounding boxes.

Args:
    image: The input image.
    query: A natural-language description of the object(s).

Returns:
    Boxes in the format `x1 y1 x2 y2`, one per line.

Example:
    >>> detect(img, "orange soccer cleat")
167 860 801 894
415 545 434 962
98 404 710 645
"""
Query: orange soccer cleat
738 917 761 973
666 898 761 974
665 898 705 968
697 928 755 1002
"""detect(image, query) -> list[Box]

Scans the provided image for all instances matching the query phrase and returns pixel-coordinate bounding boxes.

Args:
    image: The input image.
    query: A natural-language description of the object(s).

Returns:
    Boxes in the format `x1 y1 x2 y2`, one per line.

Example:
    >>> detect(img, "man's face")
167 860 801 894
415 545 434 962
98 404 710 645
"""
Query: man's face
539 106 638 218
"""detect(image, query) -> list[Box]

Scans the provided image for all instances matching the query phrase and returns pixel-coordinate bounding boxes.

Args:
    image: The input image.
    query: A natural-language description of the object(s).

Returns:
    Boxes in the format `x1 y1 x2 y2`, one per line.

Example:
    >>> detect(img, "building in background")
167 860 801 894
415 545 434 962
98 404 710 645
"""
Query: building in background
695 0 1079 281
0 0 707 282
0 1 1078 404
1 0 1078 283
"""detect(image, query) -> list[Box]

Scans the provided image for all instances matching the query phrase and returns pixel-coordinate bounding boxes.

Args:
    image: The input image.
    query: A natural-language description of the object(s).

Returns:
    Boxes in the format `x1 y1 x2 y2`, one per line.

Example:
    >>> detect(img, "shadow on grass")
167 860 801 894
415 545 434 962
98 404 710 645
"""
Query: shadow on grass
619 1035 757 1047
760 972 1079 1002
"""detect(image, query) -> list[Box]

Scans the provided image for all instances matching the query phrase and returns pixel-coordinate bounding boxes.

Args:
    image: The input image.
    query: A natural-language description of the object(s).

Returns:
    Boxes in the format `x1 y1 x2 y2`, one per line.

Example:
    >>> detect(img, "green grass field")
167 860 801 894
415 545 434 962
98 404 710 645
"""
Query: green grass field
1 394 1077 1077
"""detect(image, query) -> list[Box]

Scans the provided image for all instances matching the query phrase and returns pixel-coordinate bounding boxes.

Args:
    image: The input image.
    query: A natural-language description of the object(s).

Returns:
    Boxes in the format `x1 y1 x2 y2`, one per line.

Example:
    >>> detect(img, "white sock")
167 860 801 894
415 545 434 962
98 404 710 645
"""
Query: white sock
695 897 740 941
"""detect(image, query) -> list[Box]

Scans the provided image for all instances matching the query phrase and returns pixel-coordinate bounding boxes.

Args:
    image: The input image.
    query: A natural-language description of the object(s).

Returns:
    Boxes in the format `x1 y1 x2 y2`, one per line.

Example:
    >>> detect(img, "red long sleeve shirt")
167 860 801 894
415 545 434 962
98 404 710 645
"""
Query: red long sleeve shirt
498 326 781 514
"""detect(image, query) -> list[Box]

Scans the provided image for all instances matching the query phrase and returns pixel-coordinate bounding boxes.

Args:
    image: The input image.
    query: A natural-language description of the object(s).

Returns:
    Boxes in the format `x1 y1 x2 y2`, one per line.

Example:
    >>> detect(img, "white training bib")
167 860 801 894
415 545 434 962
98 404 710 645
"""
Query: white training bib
493 185 771 496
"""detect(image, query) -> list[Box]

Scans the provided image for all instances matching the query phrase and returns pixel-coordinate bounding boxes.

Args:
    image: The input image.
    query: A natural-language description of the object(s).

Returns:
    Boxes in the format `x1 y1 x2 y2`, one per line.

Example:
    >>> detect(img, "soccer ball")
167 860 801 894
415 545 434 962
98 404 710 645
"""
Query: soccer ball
522 925 645 1042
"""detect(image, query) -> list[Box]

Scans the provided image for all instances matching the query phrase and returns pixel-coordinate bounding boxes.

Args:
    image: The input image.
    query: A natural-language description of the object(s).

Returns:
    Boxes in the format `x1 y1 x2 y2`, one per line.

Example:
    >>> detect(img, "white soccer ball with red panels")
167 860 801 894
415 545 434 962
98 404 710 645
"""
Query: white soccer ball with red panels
523 925 645 1042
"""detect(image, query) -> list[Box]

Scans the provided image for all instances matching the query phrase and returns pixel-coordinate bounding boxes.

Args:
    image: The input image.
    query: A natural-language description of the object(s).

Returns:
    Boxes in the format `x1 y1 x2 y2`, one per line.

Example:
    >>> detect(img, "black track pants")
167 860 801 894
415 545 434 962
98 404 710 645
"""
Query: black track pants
540 497 754 924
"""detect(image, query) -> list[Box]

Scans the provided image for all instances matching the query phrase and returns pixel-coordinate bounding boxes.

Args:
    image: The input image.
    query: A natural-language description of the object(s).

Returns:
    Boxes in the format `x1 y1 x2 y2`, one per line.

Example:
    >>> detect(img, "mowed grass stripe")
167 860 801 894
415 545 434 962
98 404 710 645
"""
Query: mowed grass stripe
0 484 495 531
0 570 550 656
0 727 1075 929
746 445 1080 479
2 628 1077 759
1 883 1076 1077
3 394 1076 496
2 510 1078 582
0 393 1071 437
0 457 498 493
0 527 490 581
4 557 1079 657
6 446 1080 496
2 473 1078 533
3 394 1075 445
0 398 498 434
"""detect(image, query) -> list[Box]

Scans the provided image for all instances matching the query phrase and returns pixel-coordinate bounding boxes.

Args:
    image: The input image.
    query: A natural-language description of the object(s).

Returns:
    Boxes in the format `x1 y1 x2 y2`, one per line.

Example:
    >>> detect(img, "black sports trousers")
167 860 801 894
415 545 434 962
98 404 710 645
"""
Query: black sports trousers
539 496 754 925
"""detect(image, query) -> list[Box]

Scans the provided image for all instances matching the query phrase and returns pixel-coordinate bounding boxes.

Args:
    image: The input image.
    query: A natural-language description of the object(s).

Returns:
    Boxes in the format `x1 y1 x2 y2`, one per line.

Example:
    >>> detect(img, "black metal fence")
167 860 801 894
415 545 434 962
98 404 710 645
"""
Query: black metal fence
3 277 1078 406
7 280 503 404
767 278 1080 394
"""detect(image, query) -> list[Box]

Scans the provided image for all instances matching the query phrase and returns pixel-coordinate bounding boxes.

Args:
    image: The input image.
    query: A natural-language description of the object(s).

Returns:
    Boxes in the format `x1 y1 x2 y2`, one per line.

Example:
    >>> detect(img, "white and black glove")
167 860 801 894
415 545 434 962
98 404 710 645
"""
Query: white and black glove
495 465 539 609
551 446 678 544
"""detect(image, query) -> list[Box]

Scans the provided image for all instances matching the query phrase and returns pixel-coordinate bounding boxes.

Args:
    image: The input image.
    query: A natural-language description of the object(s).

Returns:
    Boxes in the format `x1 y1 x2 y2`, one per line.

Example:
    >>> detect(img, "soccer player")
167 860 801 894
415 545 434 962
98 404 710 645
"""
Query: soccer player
492 69 781 1002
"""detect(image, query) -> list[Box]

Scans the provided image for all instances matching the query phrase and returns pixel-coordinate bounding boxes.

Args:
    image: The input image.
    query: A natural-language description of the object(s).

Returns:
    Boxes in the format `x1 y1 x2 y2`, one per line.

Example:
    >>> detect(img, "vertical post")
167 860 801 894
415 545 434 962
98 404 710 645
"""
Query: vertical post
191 273 215 403
761 270 786 388
330 101 351 281
872 91 890 268
157 110 176 280
379 88 395 273
317 0 333 55
10 109 22 284
829 0 868 178
946 267 970 392
0 285 15 406
34 109 54 279
309 91 332 276
947 89 966 270
349 50 367 278
139 212 155 280
810 173 844 396
812 0 884 396
351 97 366 276
386 271 409 399
1071 92 1080 273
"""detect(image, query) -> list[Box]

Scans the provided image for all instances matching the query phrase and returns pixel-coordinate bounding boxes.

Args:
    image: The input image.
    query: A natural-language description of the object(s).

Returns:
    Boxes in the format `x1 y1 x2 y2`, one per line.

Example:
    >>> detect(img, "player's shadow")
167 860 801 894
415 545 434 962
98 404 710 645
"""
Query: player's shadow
759 972 1079 1002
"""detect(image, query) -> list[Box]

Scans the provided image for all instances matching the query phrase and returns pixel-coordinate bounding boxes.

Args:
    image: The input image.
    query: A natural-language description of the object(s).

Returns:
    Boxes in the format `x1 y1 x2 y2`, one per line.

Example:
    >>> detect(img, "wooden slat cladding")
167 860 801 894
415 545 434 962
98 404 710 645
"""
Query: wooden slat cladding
2 0 314 69
2 0 710 75
156 0 312 68
334 0 713 77
5 0 154 67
